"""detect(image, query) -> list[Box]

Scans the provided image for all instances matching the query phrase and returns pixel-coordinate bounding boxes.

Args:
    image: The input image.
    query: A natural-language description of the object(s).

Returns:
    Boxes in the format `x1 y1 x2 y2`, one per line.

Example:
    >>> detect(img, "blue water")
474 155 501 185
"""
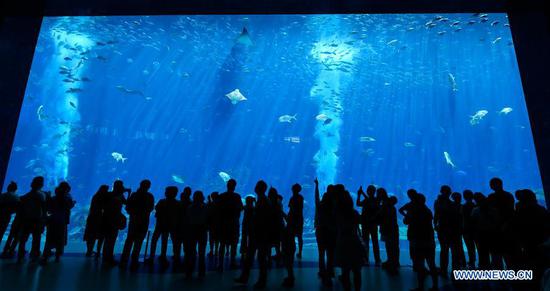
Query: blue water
4 14 545 238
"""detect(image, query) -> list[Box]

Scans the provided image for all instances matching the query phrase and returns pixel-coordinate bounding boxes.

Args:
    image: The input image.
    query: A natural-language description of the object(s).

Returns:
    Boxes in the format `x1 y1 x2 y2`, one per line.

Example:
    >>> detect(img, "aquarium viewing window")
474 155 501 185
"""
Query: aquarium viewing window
4 14 545 238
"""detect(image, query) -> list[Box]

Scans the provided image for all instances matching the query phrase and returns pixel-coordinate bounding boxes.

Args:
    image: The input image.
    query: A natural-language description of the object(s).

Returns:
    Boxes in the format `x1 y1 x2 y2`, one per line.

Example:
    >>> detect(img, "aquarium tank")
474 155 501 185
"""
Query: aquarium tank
3 14 545 243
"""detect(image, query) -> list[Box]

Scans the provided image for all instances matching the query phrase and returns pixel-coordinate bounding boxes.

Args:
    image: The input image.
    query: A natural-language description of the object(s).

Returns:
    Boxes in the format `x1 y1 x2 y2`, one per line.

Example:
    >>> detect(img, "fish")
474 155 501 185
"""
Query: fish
13 146 24 152
499 107 513 115
116 85 146 97
171 175 185 184
386 39 398 45
492 37 502 44
404 142 416 147
470 110 489 125
63 57 72 61
323 118 333 125
66 88 82 93
36 105 47 121
315 113 330 122
283 136 301 143
448 73 458 91
111 152 127 163
225 89 247 104
491 21 500 26
236 27 253 46
278 114 297 123
69 101 77 109
443 151 456 168
359 136 376 142
218 171 231 183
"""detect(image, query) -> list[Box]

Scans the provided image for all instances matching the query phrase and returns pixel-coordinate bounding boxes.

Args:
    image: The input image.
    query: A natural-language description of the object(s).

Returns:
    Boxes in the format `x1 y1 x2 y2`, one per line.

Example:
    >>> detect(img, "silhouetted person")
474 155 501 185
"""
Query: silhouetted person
268 187 284 266
146 186 179 267
450 191 466 268
17 176 48 262
235 180 273 289
399 189 417 269
281 218 297 288
206 192 220 258
185 190 208 278
513 189 550 282
357 185 381 266
287 183 304 259
314 178 336 286
0 182 19 253
377 191 399 273
470 192 498 269
462 190 477 268
433 185 458 276
217 179 243 270
404 193 438 291
121 179 155 270
240 196 255 257
486 177 515 268
41 182 75 264
335 188 364 291
101 180 129 266
84 185 108 258
177 186 192 267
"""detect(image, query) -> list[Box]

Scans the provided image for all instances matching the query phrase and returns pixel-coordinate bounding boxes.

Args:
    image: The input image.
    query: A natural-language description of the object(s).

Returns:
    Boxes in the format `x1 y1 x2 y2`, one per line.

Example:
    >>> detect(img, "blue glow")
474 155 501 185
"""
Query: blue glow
4 14 545 239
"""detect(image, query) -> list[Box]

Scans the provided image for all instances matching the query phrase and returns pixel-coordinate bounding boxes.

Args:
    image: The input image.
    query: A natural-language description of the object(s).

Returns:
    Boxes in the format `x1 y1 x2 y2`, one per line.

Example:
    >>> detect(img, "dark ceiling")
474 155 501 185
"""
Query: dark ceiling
0 0 547 16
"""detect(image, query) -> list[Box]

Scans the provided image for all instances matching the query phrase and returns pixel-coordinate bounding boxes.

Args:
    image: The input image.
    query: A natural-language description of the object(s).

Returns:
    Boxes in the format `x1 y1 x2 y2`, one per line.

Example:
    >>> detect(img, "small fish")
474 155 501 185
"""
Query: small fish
499 107 513 115
491 21 500 26
386 39 398 46
278 114 297 123
66 88 82 93
218 171 231 183
63 57 72 61
359 136 376 142
315 113 330 121
470 110 489 125
443 151 456 168
283 136 301 143
37 105 47 121
492 37 502 44
111 152 127 163
404 142 416 147
323 118 333 125
69 101 77 109
448 73 458 92
171 175 185 184
13 146 24 152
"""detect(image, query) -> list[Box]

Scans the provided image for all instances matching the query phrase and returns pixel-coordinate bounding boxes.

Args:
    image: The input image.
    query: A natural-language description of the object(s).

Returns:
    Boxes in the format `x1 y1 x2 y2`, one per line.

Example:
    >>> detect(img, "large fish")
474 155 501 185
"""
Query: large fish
219 171 231 183
443 151 456 168
236 27 253 47
225 89 247 104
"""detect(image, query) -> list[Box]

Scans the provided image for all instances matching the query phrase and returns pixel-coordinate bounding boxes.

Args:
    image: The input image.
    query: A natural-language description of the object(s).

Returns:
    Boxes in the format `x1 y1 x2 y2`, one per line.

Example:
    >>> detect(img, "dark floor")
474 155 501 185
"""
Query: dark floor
1 245 536 291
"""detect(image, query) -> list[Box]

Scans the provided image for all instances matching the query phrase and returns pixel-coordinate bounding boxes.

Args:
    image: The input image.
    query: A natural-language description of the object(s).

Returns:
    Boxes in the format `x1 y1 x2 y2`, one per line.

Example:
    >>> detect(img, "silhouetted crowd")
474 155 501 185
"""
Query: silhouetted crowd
0 176 549 290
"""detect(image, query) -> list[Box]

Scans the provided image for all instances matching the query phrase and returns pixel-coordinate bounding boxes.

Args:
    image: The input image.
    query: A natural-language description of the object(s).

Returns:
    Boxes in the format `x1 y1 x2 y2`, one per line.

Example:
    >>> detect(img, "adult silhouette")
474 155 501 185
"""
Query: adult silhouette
335 188 364 291
268 187 284 266
84 185 108 258
470 192 497 269
486 177 515 268
433 185 456 276
287 183 304 259
404 193 438 291
235 180 273 289
177 186 192 268
450 192 466 269
40 181 75 264
17 176 48 263
399 189 418 269
185 190 208 278
121 180 154 270
314 178 336 286
146 186 179 267
377 191 399 273
240 196 255 257
101 180 129 266
217 179 243 270
357 185 381 266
